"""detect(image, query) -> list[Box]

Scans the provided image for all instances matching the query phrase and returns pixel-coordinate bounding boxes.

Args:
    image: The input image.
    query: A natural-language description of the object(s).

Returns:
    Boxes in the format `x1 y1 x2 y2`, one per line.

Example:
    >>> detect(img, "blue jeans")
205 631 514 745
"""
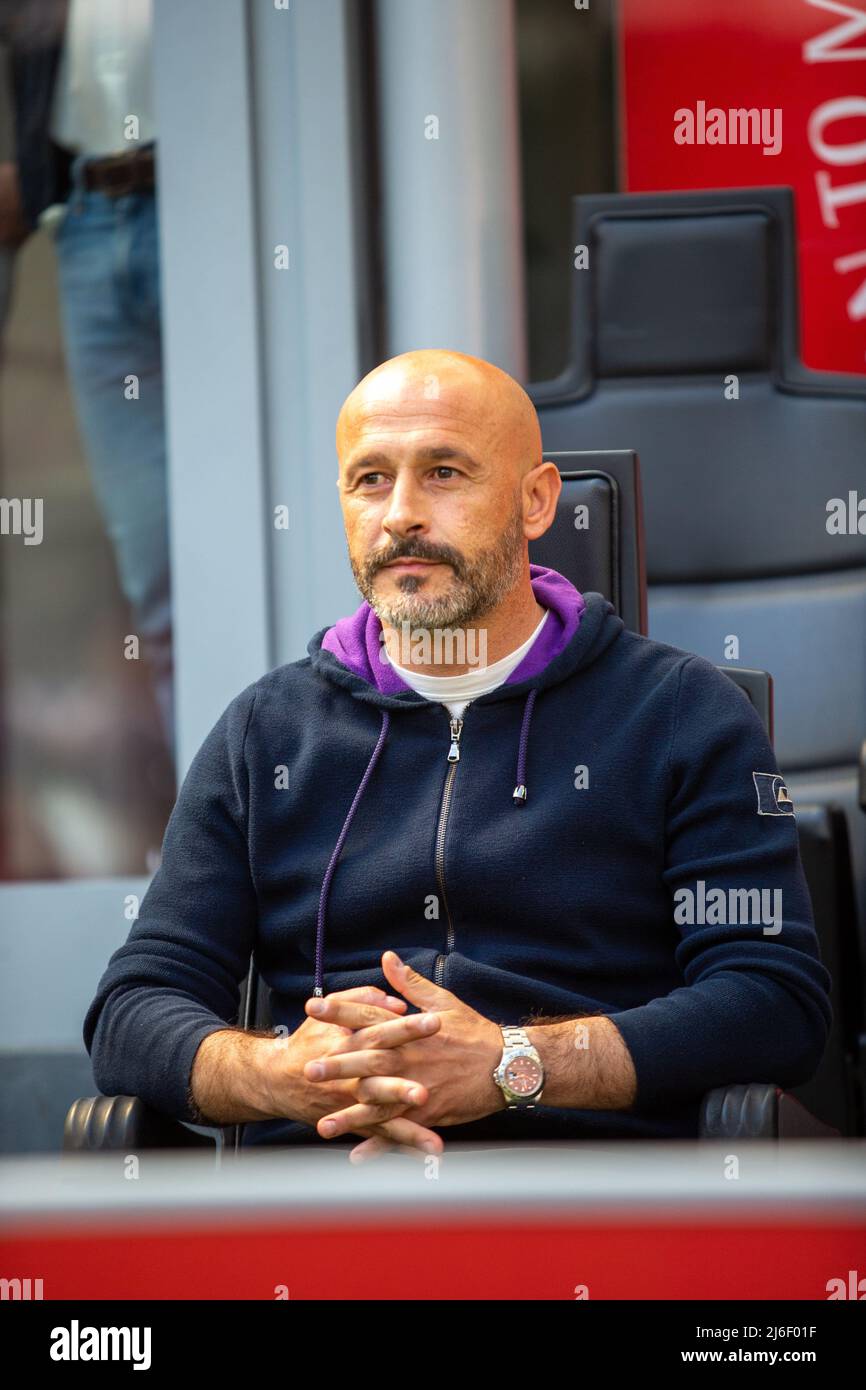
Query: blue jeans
54 150 174 755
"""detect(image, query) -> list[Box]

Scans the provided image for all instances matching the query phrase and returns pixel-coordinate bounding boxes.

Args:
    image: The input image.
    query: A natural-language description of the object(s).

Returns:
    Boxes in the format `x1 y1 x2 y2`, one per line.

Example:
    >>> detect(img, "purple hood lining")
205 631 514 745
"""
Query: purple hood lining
321 564 585 694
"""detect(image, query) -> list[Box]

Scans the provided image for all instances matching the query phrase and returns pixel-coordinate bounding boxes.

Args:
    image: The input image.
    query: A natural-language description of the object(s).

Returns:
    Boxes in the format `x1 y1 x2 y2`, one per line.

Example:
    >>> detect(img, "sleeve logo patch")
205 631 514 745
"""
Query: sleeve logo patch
753 771 795 817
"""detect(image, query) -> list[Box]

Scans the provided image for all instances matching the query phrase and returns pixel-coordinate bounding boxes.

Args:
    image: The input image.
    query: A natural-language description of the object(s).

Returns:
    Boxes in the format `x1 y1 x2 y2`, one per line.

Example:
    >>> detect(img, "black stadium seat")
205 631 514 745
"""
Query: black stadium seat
531 186 866 974
793 805 866 1135
527 450 647 634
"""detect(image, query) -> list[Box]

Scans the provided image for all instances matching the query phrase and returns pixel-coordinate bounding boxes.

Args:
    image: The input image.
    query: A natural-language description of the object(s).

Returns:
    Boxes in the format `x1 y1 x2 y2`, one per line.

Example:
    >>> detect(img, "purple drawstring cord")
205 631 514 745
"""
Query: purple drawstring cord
512 689 537 805
313 710 390 997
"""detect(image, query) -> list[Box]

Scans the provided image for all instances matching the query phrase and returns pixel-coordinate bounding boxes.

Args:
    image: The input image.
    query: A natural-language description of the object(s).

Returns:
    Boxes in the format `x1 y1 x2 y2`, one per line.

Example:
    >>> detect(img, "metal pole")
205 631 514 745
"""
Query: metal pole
375 0 528 380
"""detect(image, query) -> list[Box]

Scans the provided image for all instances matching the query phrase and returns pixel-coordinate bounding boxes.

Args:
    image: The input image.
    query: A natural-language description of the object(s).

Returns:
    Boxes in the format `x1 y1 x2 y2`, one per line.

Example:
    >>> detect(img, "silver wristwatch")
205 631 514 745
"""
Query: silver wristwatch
493 1025 545 1109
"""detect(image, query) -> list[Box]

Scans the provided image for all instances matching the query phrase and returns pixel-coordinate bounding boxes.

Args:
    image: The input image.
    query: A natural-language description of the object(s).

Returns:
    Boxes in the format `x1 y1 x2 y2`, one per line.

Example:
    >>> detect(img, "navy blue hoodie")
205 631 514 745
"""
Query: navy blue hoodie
83 568 832 1146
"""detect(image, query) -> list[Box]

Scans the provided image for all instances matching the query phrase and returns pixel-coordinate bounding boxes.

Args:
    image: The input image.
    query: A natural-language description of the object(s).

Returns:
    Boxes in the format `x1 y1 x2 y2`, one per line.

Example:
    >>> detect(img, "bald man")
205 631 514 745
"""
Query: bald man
85 349 830 1159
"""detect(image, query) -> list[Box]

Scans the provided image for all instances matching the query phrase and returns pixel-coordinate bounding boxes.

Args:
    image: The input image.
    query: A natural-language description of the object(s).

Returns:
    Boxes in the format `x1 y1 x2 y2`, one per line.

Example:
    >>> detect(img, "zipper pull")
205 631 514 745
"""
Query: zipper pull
447 717 464 762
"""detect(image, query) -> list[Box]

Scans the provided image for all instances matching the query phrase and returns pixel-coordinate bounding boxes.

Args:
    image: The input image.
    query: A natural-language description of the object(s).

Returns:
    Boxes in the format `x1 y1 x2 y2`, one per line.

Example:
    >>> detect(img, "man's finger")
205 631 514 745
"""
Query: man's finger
376 1117 443 1155
306 1048 406 1083
318 1101 408 1138
304 997 406 1028
381 951 460 1012
329 986 407 1013
304 1018 438 1077
351 1116 444 1162
305 998 439 1036
354 1075 427 1107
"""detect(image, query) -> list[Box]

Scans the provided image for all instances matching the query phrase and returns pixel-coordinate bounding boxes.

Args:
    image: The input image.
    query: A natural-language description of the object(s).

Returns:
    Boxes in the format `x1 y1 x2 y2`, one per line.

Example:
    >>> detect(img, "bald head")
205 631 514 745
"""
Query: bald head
336 349 542 481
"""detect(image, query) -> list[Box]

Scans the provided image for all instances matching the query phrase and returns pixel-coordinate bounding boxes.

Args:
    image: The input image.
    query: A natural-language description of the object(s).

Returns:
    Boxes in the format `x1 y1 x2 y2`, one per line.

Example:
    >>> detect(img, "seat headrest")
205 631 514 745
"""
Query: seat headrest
593 211 771 376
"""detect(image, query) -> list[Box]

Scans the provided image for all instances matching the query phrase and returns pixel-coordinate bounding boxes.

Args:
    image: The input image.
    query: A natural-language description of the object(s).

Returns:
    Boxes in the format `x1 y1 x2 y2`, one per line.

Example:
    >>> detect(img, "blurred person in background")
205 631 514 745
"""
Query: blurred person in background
0 0 173 753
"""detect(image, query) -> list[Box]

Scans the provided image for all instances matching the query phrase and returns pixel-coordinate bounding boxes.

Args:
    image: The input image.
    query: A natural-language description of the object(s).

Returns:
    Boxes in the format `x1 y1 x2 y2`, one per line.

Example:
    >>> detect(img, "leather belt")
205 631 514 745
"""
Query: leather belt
82 147 156 197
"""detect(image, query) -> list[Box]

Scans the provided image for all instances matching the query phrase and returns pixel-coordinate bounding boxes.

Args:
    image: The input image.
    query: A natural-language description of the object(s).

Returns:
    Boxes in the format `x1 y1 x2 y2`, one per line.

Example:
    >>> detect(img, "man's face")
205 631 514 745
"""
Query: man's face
338 370 527 631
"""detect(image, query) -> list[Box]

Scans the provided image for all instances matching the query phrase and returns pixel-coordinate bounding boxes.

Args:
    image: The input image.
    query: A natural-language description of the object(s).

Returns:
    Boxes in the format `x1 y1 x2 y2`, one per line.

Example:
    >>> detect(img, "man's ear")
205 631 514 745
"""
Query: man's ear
523 459 561 540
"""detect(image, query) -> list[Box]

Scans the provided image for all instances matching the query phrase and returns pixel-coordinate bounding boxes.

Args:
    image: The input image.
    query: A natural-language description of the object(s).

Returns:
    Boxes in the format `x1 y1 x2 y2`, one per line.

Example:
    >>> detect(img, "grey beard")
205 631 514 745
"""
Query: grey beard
355 507 526 632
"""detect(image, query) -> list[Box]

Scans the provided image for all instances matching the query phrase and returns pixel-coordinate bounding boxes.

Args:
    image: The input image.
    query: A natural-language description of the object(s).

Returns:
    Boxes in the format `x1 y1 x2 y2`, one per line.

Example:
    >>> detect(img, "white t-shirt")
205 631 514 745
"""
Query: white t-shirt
385 609 549 717
51 0 155 157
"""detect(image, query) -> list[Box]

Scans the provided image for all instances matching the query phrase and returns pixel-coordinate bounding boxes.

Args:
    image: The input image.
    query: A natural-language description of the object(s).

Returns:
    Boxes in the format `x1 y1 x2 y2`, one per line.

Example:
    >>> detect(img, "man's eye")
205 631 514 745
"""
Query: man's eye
356 467 458 486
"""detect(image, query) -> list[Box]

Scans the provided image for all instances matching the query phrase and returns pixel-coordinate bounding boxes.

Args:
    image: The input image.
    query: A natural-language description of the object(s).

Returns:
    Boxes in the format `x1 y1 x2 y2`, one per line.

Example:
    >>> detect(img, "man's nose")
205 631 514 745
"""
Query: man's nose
381 472 428 540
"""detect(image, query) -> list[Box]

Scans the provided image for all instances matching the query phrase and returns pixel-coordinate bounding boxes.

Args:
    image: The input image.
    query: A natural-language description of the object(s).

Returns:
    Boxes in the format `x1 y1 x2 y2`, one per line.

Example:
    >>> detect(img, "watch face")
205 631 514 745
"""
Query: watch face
505 1055 542 1095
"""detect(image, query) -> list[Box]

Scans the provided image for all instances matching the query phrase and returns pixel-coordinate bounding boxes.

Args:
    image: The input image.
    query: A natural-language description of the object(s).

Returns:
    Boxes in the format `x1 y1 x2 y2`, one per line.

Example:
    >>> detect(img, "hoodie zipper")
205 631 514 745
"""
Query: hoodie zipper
434 715 463 985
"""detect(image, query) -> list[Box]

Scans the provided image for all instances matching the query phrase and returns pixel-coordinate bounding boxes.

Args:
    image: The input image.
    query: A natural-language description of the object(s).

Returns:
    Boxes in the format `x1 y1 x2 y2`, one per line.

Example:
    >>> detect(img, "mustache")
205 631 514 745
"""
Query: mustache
368 540 464 576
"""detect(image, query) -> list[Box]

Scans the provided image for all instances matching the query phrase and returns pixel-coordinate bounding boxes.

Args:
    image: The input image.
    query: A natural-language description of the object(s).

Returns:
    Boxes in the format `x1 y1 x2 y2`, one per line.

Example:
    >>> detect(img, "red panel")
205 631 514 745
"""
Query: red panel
618 0 866 375
3 1216 865 1299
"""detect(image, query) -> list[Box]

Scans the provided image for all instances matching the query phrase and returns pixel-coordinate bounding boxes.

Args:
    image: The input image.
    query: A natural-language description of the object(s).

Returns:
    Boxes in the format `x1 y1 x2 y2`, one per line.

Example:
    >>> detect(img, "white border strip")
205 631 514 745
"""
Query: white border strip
2 1141 865 1231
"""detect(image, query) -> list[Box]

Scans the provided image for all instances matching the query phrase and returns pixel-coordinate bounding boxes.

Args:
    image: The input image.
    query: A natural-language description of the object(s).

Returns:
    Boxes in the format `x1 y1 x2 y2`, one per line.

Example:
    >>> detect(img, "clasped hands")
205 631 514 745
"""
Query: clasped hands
299 950 506 1163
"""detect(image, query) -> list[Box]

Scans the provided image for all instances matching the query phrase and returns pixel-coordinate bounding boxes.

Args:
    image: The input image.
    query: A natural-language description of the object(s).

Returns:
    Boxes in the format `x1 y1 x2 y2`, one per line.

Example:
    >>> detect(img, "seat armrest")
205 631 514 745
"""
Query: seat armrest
63 1095 218 1152
699 1083 841 1139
